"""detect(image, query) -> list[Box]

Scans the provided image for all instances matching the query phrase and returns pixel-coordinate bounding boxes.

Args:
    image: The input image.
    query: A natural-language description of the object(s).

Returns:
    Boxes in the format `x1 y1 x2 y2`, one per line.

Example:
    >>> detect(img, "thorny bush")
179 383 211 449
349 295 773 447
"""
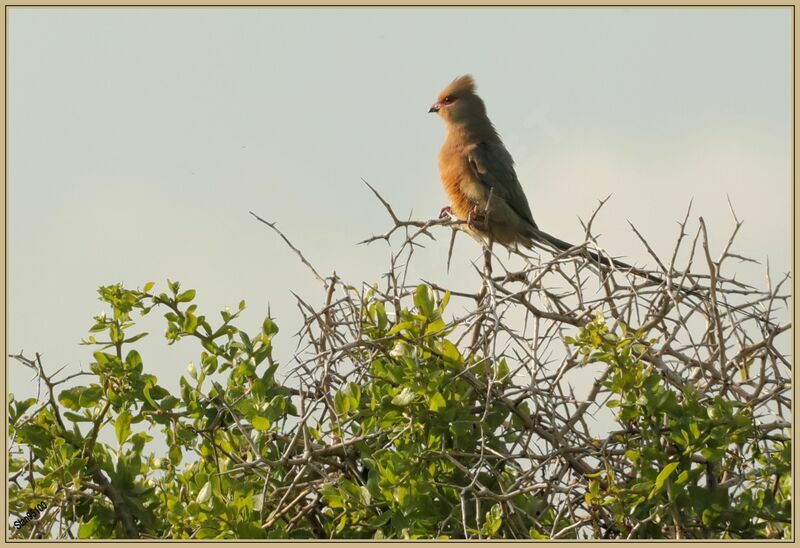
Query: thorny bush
8 195 792 539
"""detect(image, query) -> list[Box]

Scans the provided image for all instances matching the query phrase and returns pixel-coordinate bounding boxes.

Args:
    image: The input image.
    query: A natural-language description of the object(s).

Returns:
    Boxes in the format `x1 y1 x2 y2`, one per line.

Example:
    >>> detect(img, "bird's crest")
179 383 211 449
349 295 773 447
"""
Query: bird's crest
439 74 476 100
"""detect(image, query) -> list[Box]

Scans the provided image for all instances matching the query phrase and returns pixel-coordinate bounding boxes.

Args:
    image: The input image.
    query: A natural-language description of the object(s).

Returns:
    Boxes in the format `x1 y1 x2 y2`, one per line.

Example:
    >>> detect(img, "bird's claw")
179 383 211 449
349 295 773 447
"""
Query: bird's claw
439 206 486 230
467 208 486 230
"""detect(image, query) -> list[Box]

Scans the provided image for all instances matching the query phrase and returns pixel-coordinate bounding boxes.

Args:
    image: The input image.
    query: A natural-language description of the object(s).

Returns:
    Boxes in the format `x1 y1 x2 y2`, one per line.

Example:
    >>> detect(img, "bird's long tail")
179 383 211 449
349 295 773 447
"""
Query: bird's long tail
532 229 661 284
528 228 768 324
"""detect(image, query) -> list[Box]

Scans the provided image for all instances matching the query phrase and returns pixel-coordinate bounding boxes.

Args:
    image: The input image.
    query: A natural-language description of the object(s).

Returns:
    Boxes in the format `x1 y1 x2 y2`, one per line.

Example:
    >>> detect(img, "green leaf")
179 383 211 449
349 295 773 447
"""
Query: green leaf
344 382 361 406
394 485 409 508
437 339 463 367
184 311 198 333
529 528 548 539
700 447 726 462
59 387 83 411
252 416 271 431
17 424 53 452
63 411 92 423
424 317 447 336
653 462 680 493
413 284 435 317
78 516 100 539
321 484 344 509
372 301 388 330
168 444 183 466
262 317 279 337
125 350 143 374
159 395 180 411
66 457 89 477
438 290 451 313
334 391 350 415
115 409 132 445
59 385 103 411
177 289 196 303
88 320 108 333
81 386 103 407
387 321 416 337
142 378 158 408
429 392 447 413
124 332 149 344
483 503 503 536
497 359 510 380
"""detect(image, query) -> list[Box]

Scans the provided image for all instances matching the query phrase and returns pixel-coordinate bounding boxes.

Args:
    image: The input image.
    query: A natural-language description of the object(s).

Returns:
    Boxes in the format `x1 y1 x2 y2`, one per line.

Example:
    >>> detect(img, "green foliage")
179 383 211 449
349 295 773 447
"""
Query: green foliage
567 315 791 539
9 281 292 539
7 284 791 539
317 285 527 539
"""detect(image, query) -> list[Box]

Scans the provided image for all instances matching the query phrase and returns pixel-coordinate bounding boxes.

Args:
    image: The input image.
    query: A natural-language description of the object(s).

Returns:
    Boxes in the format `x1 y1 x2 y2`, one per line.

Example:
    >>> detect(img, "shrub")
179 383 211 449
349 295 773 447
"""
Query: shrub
8 201 791 539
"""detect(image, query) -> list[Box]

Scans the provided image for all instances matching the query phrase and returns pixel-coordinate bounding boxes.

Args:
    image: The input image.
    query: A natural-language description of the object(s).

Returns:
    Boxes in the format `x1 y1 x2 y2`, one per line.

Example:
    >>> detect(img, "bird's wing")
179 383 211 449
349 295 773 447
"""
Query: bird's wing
467 141 537 228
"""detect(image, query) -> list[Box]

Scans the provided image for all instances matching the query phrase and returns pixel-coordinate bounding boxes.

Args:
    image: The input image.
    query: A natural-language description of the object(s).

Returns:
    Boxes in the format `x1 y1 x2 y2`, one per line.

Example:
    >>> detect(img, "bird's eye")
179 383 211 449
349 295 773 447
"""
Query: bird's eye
443 95 455 104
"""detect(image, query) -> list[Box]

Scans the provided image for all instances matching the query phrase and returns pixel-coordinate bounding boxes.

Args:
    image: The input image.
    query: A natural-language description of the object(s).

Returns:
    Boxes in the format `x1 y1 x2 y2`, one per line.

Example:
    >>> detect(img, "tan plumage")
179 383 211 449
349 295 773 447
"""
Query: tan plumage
429 75 541 247
427 77 772 326
428 76 668 279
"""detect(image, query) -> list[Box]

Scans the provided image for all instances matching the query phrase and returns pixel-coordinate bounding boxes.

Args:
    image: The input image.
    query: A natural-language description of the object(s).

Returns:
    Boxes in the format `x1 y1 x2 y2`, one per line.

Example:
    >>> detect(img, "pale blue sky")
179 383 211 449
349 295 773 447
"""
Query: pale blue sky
8 7 792 399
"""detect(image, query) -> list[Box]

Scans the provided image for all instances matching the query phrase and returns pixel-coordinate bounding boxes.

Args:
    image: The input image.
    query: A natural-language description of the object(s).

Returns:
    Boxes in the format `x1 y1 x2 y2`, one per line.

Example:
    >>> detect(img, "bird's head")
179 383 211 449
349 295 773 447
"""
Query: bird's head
428 74 486 125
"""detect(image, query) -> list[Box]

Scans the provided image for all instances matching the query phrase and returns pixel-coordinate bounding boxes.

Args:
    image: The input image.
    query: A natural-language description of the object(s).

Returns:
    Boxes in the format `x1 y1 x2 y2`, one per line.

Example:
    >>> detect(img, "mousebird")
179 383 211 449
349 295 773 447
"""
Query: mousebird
429 74 648 276
428 74 768 325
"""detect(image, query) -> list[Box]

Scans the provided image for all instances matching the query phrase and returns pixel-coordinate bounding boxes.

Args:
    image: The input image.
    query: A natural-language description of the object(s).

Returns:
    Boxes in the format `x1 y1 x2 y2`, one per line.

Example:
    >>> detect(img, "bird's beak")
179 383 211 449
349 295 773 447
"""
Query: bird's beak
428 102 443 113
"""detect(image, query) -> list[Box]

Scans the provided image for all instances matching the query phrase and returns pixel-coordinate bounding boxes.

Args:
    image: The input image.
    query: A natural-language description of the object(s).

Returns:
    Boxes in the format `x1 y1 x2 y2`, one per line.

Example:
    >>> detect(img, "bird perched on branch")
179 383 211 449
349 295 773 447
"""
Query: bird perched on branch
429 74 627 269
427 75 772 326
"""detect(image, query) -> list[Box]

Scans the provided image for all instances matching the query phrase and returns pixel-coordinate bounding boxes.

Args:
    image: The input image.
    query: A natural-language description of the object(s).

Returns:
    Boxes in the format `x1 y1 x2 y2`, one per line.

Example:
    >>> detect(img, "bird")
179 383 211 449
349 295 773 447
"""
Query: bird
428 75 773 326
428 74 642 273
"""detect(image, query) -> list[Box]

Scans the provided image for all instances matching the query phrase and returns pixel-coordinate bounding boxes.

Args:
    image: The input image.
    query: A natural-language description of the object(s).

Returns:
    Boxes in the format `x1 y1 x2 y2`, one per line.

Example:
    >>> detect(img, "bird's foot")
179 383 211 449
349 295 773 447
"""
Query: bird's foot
467 208 487 230
439 206 454 219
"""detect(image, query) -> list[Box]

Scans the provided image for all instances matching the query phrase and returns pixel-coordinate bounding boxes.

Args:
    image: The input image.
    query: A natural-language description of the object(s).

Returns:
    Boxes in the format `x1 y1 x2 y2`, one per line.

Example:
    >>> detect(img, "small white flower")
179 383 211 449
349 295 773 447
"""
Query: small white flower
391 387 415 406
252 493 264 512
197 481 212 504
224 305 231 313
390 341 409 359
187 362 197 378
